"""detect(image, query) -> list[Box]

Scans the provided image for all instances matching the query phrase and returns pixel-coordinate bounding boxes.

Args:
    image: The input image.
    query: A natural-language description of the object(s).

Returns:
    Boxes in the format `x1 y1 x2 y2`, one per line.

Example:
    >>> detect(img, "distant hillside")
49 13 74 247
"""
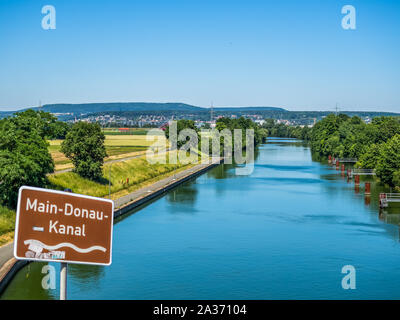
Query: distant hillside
215 106 287 112
26 102 204 114
0 111 15 118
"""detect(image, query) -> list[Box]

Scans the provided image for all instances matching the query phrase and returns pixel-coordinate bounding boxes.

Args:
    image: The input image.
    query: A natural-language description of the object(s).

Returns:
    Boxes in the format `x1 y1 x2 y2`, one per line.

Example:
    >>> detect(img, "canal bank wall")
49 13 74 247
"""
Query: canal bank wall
0 157 223 295
114 157 223 218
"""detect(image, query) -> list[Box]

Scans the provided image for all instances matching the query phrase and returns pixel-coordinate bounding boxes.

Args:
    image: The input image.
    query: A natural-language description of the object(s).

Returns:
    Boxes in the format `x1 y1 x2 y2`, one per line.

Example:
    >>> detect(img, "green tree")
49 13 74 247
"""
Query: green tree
61 122 107 180
356 144 381 169
49 121 71 139
376 134 400 186
165 120 199 149
0 113 54 207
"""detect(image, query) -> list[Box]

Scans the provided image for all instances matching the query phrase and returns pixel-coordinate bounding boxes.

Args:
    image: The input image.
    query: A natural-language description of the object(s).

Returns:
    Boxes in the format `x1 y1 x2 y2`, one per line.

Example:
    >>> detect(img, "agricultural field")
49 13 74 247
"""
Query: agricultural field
102 128 150 135
48 131 168 171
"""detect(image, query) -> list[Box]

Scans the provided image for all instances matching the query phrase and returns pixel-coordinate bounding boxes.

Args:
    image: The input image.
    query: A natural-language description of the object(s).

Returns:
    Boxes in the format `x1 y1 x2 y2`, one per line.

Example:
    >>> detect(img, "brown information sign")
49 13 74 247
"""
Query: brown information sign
14 186 114 265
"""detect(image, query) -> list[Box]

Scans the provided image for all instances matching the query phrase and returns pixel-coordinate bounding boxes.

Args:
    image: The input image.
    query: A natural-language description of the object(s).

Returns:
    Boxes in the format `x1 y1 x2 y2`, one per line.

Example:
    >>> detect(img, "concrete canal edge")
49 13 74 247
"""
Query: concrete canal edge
0 157 223 296
0 258 29 294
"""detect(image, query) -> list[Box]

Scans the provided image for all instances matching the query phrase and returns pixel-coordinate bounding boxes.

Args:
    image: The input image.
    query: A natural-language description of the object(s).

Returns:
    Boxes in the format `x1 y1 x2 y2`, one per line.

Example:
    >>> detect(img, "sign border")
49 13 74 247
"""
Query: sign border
13 186 114 266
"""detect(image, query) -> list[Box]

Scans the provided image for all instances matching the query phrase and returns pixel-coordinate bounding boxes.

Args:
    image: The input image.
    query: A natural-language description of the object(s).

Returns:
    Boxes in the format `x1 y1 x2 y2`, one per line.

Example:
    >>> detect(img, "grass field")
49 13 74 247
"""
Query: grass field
48 151 196 200
49 133 168 171
0 205 15 245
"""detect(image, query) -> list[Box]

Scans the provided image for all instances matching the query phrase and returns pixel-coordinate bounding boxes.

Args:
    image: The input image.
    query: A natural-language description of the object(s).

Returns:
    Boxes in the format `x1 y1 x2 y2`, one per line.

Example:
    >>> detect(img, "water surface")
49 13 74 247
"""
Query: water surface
2 138 400 299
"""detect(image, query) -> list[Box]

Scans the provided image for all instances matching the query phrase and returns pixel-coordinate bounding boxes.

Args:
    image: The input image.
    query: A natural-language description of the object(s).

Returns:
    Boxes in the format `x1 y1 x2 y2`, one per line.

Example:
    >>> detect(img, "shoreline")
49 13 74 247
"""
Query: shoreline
0 157 223 296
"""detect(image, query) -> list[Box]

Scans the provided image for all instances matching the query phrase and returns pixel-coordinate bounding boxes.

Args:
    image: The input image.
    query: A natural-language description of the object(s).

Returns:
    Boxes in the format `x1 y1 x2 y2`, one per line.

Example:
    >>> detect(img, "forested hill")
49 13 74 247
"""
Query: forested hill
21 102 205 114
1 103 285 114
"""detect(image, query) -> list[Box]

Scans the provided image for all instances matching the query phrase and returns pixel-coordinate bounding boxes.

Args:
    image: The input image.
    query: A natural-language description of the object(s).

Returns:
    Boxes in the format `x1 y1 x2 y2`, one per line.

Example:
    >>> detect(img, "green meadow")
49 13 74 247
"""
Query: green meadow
48 151 196 200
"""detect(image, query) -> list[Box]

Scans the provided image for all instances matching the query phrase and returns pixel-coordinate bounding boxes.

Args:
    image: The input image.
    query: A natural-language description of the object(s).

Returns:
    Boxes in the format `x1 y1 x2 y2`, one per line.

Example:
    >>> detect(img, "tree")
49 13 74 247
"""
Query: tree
49 121 71 139
356 144 382 169
376 134 400 186
165 120 199 149
61 122 107 180
14 109 57 139
0 113 54 207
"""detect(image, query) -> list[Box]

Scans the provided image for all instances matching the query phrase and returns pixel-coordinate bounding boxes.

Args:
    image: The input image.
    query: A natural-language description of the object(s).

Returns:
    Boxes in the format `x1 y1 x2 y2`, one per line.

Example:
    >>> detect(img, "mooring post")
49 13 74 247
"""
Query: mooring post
365 182 371 195
341 164 345 172
336 160 340 170
355 175 360 185
379 193 387 209
60 262 67 300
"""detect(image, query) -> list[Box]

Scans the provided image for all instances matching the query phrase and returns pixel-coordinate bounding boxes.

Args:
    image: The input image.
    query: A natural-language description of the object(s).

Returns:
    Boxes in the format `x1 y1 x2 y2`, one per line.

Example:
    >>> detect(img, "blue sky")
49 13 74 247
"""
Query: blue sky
0 0 399 112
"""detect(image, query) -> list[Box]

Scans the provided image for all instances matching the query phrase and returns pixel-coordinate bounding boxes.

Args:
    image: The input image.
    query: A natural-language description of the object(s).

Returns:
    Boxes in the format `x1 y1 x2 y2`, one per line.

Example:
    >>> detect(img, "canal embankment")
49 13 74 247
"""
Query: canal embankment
0 156 223 295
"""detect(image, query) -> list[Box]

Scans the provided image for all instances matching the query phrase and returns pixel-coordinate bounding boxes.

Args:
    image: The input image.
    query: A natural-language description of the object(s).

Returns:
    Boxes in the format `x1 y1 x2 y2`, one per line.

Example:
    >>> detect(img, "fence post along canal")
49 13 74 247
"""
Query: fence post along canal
13 186 114 300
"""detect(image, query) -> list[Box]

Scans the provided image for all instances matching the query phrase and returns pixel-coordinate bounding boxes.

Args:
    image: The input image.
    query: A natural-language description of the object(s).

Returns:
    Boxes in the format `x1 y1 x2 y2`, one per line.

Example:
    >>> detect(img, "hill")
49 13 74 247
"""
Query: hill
25 102 204 114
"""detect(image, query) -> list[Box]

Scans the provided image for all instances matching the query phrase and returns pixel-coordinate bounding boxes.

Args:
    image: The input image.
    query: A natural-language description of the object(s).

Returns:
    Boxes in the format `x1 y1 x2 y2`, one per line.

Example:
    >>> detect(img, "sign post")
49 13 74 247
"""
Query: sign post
14 186 114 299
60 262 67 300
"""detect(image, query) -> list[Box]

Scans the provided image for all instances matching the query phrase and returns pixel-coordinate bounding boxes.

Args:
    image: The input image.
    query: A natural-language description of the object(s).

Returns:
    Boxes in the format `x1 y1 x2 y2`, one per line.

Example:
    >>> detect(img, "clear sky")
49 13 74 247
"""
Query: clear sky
0 0 399 112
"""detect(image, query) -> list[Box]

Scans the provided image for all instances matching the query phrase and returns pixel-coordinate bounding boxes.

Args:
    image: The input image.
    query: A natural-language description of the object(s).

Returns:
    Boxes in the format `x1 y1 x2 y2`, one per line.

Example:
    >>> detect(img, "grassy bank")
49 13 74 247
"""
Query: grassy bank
48 151 197 200
0 206 15 245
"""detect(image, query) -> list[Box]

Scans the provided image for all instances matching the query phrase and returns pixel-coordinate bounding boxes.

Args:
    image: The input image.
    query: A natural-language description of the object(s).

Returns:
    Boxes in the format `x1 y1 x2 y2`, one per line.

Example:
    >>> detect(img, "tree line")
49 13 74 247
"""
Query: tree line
0 110 107 208
310 114 400 187
261 118 312 140
261 114 400 188
165 117 268 156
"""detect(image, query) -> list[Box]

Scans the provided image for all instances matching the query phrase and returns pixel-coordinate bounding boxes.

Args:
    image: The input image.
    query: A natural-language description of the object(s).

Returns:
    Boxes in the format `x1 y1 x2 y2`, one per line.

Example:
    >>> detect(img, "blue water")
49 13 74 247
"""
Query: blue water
2 138 400 299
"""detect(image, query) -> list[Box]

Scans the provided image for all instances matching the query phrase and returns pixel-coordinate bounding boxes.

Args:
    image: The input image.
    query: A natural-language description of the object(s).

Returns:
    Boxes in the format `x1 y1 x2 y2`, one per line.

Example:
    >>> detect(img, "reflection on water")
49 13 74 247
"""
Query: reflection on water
68 264 105 292
3 137 400 300
166 183 198 207
1 262 56 300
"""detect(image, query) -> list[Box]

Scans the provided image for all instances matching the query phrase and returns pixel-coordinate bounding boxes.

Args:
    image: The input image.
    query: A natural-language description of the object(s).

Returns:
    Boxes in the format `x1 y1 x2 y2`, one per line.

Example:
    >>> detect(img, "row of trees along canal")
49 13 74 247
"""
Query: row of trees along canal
263 114 400 191
164 117 268 154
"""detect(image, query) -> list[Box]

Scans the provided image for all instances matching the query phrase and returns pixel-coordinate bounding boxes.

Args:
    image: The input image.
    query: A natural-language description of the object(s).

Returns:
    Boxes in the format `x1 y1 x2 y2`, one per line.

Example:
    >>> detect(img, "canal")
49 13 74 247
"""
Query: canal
2 138 400 299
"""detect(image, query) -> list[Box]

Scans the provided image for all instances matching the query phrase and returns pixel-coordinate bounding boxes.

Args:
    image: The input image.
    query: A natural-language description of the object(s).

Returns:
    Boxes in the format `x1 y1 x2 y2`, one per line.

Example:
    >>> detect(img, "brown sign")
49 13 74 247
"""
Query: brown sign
14 186 114 265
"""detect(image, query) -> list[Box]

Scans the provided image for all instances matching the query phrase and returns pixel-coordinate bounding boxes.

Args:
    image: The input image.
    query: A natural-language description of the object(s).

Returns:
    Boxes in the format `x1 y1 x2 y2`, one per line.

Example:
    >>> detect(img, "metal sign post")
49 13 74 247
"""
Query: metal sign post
60 262 67 300
60 189 71 300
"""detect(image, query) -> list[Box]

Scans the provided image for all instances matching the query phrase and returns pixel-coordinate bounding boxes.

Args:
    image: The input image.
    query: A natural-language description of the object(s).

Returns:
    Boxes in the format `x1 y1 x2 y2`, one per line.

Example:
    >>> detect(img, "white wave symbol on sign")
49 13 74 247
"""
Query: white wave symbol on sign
24 239 106 253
